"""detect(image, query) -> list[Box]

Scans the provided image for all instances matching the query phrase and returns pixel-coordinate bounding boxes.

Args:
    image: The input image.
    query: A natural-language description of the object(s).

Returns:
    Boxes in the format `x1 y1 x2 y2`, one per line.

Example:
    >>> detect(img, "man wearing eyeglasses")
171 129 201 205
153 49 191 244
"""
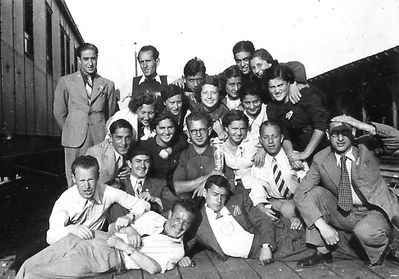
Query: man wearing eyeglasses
294 115 399 268
173 112 222 198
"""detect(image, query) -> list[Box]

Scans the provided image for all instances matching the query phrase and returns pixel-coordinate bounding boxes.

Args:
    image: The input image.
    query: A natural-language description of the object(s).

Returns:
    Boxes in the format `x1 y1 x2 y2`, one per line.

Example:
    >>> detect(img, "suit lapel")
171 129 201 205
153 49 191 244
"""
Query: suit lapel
321 150 341 189
198 206 225 257
102 147 117 179
73 72 89 103
124 177 135 196
90 74 105 102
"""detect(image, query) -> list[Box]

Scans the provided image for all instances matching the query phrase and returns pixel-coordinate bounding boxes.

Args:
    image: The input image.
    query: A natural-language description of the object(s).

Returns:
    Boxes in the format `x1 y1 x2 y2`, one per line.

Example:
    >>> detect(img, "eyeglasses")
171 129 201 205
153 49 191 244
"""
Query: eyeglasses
189 128 208 135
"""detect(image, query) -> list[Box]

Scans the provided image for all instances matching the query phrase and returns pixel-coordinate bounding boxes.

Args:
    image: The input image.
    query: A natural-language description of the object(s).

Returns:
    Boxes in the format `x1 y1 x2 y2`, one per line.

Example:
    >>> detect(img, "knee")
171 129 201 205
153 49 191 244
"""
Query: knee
279 201 296 219
353 222 389 243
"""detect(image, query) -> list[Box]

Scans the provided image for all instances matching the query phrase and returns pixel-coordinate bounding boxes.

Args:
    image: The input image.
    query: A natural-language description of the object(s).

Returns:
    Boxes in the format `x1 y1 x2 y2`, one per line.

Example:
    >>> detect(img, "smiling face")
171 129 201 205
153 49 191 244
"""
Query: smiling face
226 120 247 146
225 76 242 99
138 50 159 78
234 51 251 75
137 104 155 126
259 124 283 157
164 94 183 116
111 127 133 156
268 77 290 102
242 94 262 118
205 183 229 213
155 118 175 146
130 155 151 178
328 122 353 154
73 166 99 200
201 84 220 109
187 119 211 148
250 57 272 79
78 49 97 76
164 205 195 239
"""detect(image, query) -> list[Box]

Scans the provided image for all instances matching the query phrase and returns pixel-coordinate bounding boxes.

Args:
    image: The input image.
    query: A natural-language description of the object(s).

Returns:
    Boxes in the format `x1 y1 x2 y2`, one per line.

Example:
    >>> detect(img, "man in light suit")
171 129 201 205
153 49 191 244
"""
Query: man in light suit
108 147 166 223
294 115 399 267
54 43 116 187
179 175 312 267
86 119 134 187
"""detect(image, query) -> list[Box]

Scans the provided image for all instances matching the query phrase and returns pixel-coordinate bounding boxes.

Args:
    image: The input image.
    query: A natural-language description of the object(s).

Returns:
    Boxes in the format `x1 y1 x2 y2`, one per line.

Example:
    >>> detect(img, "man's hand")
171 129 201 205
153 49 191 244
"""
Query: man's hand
288 83 302 104
172 77 185 88
290 151 309 162
331 114 375 134
178 256 195 267
139 191 154 202
125 227 142 249
68 225 94 240
107 235 128 251
290 217 303 230
192 182 206 198
253 148 266 168
259 246 273 265
315 219 339 246
117 163 131 181
100 137 112 148
115 216 132 231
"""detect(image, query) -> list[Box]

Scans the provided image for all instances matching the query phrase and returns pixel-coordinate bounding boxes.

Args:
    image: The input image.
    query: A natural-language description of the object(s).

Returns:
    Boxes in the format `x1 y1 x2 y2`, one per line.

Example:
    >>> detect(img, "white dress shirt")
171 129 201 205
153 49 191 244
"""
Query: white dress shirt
334 147 363 205
117 211 184 273
129 175 145 196
249 149 306 206
206 206 254 258
244 104 268 140
47 183 150 244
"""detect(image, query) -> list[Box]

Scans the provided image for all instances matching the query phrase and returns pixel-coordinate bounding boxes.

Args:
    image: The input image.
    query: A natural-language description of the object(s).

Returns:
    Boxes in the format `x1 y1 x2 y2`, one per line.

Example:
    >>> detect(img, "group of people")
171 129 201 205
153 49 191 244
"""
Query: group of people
15 40 399 278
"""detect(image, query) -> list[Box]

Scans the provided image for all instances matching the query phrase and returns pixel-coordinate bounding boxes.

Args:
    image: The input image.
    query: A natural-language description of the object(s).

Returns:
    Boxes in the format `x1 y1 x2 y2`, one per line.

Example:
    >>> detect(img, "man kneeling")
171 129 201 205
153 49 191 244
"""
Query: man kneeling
16 199 196 278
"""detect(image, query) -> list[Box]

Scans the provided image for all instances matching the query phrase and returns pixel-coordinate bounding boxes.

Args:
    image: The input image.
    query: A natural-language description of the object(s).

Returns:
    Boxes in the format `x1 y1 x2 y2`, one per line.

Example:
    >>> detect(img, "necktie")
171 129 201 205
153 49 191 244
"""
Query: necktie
338 156 353 212
136 179 143 196
272 158 293 198
215 211 223 219
86 77 93 97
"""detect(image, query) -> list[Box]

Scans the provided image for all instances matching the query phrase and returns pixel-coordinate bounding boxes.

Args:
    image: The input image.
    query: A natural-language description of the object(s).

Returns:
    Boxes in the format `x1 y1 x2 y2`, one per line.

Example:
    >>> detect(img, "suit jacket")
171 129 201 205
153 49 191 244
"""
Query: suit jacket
193 193 276 260
86 143 118 185
295 122 399 227
53 71 116 148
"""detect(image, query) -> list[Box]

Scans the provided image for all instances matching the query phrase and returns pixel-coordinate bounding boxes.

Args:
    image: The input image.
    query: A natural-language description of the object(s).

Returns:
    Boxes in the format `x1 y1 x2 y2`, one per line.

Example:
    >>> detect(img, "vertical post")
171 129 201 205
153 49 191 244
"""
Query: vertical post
134 42 138 77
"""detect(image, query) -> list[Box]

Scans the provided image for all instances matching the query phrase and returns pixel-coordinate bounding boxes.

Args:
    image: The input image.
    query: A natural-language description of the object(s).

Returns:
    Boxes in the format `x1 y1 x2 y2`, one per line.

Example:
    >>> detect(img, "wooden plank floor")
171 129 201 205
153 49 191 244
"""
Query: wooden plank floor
109 250 399 279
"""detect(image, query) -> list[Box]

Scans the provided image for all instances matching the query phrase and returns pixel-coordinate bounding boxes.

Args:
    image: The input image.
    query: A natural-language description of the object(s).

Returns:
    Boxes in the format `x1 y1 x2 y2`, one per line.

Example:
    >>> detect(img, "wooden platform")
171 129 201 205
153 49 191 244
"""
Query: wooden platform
91 250 399 279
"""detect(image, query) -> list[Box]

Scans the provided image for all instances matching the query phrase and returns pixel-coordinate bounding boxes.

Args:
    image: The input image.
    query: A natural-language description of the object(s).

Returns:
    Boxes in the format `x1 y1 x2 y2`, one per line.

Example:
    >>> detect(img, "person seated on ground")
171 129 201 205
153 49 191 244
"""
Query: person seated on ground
173 112 222 198
220 65 243 111
46 155 150 245
250 48 327 106
107 92 161 142
249 120 308 230
190 75 230 140
265 63 329 164
179 175 313 267
137 112 189 211
161 84 190 134
221 110 263 192
16 199 197 278
294 115 399 267
108 147 165 223
86 119 134 187
239 85 268 140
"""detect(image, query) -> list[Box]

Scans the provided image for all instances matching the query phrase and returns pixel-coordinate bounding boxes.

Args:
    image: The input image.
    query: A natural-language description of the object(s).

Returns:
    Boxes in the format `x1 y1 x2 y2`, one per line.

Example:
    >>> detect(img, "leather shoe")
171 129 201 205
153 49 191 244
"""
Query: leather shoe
386 247 399 266
297 251 333 267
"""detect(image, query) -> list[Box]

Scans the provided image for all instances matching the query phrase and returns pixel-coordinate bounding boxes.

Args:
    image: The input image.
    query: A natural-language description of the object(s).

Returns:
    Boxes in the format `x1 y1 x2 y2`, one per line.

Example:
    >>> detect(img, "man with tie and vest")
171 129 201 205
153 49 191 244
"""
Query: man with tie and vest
179 175 312 267
108 147 166 223
249 120 308 230
54 43 116 187
86 119 134 187
294 115 399 267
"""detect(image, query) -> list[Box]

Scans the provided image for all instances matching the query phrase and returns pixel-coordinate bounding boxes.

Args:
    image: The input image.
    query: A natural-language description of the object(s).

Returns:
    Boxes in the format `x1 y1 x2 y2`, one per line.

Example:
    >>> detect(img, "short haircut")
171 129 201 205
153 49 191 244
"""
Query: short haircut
265 63 295 84
199 75 221 92
129 92 158 113
138 45 159 60
222 65 242 81
77 43 98 57
150 111 177 131
186 112 212 130
184 57 206 77
161 84 184 102
172 198 197 216
232 40 255 56
238 84 263 101
259 120 282 135
222 110 249 128
71 155 99 176
204 175 231 191
109 119 133 135
251 48 274 64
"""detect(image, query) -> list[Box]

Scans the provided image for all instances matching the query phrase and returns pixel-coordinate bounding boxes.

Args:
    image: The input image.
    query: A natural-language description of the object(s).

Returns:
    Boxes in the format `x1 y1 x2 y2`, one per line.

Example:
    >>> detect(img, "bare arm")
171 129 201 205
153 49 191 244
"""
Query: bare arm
294 129 325 161
174 175 209 194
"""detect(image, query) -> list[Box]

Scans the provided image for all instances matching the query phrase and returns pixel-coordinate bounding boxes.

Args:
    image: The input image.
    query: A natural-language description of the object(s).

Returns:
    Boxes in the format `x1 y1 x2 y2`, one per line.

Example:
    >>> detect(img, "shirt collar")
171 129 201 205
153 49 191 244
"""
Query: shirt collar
113 147 123 163
139 74 161 84
187 144 213 157
334 147 355 167
265 148 285 163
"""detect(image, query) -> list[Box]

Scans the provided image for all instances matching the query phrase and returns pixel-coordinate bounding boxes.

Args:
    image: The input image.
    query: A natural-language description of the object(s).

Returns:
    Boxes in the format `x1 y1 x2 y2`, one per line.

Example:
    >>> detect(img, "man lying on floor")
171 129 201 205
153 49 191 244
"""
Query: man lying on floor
16 198 196 278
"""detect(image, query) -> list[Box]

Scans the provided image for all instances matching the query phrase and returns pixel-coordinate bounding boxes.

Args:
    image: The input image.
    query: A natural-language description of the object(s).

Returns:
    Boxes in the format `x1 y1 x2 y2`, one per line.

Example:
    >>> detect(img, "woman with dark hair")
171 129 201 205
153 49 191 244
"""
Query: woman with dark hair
106 92 161 141
161 84 190 133
220 65 243 111
265 64 329 163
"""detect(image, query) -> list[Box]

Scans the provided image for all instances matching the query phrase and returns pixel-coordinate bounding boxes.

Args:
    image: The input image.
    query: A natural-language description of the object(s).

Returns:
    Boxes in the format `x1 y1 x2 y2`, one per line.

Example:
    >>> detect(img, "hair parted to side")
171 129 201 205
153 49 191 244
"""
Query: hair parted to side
204 175 231 191
71 155 99 175
77 43 98 57
232 40 255 55
138 45 159 60
109 119 133 135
